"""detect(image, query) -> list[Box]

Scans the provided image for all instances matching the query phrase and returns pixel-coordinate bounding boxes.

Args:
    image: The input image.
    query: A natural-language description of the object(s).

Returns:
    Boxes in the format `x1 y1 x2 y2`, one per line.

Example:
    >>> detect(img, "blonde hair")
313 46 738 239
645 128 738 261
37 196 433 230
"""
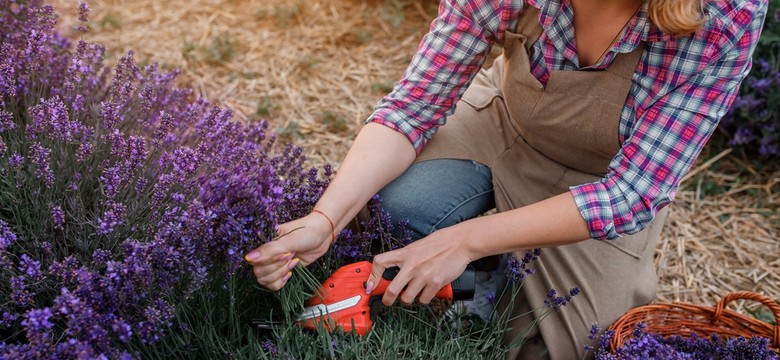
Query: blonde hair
648 0 706 36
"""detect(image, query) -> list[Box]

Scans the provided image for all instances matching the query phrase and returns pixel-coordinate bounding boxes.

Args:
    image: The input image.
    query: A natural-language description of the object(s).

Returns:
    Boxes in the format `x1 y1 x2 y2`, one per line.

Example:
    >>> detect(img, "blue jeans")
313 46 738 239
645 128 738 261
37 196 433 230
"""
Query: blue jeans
378 159 496 241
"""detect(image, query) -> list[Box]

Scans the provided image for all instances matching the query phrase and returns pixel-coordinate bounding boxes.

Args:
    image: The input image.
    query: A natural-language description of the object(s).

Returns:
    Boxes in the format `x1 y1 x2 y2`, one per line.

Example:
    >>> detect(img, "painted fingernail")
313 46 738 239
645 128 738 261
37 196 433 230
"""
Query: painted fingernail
277 252 293 261
365 280 374 295
282 271 292 283
245 250 261 261
287 258 300 270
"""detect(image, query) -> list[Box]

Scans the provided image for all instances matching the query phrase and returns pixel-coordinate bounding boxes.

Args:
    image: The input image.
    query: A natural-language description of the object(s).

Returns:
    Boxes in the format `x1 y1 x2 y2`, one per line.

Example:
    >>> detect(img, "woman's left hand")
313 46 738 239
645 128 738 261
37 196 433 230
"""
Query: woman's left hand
365 225 475 306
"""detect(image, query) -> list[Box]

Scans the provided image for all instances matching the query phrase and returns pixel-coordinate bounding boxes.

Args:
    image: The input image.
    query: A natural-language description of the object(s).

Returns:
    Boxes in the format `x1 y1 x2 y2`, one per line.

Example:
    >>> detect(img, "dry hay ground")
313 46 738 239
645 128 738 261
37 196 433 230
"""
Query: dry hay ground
52 0 779 319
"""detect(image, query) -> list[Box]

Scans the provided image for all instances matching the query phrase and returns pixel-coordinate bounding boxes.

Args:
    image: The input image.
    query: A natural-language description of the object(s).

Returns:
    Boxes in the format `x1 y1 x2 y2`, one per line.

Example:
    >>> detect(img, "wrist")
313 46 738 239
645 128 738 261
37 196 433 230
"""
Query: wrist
450 220 484 262
311 209 336 244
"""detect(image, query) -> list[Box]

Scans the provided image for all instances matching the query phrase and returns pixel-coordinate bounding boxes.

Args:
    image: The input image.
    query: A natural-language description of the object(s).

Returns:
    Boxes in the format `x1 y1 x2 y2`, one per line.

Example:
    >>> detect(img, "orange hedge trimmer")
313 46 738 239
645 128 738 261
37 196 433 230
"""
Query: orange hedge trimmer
253 261 475 336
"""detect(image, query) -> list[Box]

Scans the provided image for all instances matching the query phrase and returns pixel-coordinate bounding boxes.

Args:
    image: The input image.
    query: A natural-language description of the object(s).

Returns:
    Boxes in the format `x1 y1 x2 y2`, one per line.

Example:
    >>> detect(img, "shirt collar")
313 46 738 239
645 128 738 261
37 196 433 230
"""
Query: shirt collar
525 0 671 56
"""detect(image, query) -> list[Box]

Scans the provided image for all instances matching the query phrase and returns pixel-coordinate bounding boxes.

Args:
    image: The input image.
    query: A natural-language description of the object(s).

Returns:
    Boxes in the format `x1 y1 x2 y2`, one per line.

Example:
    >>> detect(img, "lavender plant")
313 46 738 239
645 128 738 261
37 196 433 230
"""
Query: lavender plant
719 0 780 161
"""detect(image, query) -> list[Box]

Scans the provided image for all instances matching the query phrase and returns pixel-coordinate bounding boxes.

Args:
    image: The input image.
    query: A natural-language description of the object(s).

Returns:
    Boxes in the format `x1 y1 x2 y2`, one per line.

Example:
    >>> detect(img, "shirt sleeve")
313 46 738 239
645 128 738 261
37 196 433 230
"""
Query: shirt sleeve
365 0 523 154
570 0 768 240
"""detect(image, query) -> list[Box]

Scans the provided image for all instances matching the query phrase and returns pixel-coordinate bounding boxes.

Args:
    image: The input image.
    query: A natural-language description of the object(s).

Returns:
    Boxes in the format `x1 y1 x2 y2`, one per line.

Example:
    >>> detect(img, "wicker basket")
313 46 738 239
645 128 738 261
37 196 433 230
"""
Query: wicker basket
609 291 780 354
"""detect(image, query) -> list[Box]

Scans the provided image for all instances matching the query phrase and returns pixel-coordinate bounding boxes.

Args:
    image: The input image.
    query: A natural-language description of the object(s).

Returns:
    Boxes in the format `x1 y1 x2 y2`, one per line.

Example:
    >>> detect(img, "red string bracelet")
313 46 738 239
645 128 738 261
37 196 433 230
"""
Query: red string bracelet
311 209 336 243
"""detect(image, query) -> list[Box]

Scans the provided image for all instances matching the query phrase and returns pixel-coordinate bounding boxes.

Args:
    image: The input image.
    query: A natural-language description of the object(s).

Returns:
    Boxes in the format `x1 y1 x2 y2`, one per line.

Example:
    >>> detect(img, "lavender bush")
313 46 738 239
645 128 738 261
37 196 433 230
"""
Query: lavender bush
719 0 780 161
0 1 330 357
0 1 567 358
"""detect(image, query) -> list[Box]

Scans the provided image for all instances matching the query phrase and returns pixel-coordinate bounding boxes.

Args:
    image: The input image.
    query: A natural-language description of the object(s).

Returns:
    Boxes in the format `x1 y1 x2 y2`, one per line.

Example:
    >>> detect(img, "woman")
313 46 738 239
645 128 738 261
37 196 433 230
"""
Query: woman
245 0 767 358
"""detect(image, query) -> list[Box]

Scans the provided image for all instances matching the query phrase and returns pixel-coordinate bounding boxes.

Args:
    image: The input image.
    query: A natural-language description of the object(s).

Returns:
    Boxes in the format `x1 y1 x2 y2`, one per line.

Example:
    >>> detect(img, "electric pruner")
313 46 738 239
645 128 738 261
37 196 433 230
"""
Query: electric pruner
253 261 475 336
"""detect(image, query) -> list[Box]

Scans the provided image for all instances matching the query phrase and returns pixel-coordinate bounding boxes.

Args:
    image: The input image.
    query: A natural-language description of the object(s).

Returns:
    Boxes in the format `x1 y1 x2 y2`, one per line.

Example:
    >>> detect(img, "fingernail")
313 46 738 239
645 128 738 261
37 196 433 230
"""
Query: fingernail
366 280 374 295
287 258 300 270
245 250 261 261
282 271 292 283
277 252 293 261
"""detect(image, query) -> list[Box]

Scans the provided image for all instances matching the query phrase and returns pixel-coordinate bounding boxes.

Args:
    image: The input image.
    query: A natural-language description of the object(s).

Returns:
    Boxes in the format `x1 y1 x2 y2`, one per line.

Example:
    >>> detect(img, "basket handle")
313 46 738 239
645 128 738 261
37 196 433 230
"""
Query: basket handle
714 291 780 348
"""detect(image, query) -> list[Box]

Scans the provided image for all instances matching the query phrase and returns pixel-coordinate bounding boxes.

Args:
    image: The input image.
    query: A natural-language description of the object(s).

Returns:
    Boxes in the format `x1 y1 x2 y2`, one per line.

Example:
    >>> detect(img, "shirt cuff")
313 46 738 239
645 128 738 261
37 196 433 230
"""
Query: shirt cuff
365 109 431 155
570 182 621 240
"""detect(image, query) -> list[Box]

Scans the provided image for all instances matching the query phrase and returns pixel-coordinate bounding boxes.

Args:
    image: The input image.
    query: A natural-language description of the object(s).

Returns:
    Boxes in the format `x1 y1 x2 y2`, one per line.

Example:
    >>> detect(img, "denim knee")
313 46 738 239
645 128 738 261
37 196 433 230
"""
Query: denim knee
377 159 495 241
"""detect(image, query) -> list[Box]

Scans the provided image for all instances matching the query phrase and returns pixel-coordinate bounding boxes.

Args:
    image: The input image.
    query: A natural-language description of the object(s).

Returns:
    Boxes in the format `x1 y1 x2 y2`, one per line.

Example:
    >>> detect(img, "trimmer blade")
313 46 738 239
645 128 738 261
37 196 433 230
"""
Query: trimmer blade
251 318 286 330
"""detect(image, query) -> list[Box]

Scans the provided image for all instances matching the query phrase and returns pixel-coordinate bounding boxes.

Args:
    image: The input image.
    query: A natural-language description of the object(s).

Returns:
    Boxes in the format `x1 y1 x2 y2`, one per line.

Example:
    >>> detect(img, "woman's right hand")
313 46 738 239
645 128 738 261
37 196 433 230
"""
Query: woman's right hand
244 212 334 291
245 124 418 291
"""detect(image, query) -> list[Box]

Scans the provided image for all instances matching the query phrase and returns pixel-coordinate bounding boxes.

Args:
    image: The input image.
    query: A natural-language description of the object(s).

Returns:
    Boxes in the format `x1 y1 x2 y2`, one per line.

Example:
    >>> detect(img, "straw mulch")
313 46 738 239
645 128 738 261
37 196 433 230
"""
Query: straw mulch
53 0 779 318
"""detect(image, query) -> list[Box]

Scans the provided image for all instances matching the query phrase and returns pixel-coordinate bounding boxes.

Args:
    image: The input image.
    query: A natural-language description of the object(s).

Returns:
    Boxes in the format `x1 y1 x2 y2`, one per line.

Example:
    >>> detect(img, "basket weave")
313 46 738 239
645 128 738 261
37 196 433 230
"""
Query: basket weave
609 291 780 354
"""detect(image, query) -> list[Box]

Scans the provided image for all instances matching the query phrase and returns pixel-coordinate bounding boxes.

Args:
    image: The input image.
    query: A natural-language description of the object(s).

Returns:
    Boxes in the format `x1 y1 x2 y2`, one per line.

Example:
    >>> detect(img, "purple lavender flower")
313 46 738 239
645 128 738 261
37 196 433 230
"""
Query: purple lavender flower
92 249 111 266
506 248 541 282
10 276 33 307
0 109 14 133
0 45 16 98
112 320 132 343
588 323 600 340
19 254 42 280
750 77 773 94
51 205 65 230
1 312 19 328
97 201 126 235
124 136 147 173
76 142 93 162
486 291 497 305
29 142 54 187
77 2 90 23
8 153 24 168
100 101 121 130
0 220 16 250
261 339 279 355
583 323 601 352
153 111 174 146
67 172 82 191
21 308 54 333
137 300 175 344
100 163 125 199
543 287 580 312
28 96 84 142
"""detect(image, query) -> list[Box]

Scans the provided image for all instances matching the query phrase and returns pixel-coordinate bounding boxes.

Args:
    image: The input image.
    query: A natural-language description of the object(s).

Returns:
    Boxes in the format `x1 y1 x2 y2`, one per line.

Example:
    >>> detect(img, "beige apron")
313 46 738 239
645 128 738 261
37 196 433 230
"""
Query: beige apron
416 6 668 359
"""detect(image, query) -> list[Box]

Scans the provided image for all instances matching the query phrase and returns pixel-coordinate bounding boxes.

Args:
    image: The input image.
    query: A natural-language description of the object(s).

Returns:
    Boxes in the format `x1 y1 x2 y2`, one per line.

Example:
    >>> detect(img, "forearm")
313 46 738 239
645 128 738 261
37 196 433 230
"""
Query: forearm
457 192 591 260
314 123 416 232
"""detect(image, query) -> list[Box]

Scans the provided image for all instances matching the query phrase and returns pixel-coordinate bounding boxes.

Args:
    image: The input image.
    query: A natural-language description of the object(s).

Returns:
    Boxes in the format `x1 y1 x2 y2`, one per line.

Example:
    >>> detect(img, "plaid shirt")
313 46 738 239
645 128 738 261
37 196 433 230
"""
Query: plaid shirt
367 0 767 240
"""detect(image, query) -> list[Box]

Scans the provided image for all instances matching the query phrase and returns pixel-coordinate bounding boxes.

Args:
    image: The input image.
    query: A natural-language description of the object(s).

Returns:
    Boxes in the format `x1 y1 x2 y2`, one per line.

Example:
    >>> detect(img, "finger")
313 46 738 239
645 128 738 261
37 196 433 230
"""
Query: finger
417 277 446 305
383 268 412 307
266 270 293 292
399 277 425 306
245 240 294 265
366 252 398 295
255 258 299 286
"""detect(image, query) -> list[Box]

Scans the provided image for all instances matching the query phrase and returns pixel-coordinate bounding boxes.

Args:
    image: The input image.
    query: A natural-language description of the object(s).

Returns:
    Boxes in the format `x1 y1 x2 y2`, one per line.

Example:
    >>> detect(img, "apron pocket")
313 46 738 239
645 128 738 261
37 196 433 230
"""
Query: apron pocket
600 236 644 259
553 168 648 259
459 84 503 111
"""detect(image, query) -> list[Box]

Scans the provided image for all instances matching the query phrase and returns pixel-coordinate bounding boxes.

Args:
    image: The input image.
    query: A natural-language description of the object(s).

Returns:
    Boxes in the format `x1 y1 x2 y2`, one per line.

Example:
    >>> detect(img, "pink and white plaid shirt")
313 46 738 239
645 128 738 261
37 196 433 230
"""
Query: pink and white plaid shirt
367 0 767 240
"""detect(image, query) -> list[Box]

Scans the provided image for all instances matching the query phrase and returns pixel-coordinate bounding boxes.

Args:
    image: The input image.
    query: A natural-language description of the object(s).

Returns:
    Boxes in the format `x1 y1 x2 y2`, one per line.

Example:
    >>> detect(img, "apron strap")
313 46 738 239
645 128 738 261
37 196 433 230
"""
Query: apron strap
515 5 543 54
607 42 646 80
